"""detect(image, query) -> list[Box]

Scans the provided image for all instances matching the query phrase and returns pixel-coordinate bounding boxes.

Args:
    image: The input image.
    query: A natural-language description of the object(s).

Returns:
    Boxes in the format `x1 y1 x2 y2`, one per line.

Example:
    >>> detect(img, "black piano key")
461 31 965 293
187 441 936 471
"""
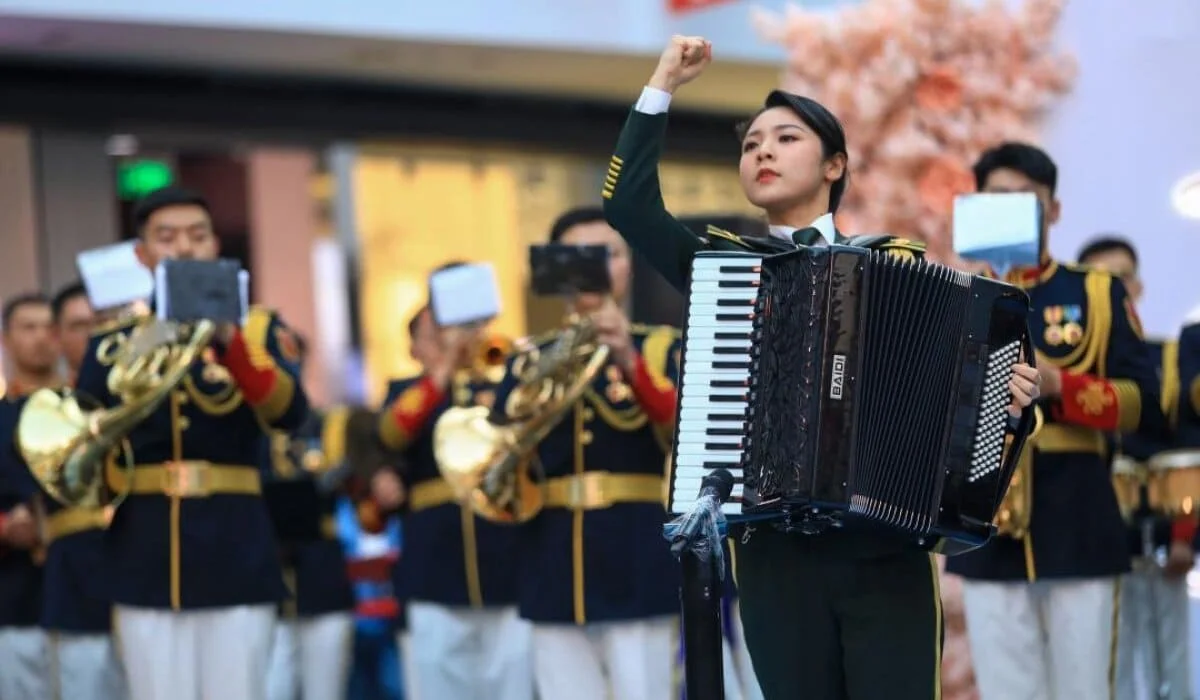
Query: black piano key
710 395 748 403
706 428 743 436
714 332 752 340
713 361 751 369
718 280 758 288
716 313 753 322
718 265 759 273
713 346 750 355
716 299 754 307
709 380 747 388
704 442 741 451
707 414 744 422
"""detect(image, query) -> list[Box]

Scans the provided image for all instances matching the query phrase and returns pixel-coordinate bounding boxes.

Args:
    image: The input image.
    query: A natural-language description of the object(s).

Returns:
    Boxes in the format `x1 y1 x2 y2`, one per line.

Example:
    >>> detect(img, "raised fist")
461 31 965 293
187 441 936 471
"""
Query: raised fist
649 35 712 94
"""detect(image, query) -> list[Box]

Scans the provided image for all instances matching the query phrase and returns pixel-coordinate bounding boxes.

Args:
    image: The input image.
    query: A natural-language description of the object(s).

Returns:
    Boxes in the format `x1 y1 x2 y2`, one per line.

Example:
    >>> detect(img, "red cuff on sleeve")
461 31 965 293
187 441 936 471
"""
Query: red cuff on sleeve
387 376 445 438
219 329 278 404
628 352 678 424
1173 517 1198 544
1052 371 1120 431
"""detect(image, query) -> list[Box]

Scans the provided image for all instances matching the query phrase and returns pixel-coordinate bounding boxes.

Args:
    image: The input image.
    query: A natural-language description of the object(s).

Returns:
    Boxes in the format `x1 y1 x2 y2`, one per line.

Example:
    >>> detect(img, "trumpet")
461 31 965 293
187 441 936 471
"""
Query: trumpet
433 315 608 523
17 318 215 508
471 333 513 384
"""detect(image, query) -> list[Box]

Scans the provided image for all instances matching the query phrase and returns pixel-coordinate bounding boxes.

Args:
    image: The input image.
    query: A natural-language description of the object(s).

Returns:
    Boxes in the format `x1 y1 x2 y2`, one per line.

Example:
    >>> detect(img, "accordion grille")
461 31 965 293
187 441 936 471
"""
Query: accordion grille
970 339 1022 482
846 254 972 534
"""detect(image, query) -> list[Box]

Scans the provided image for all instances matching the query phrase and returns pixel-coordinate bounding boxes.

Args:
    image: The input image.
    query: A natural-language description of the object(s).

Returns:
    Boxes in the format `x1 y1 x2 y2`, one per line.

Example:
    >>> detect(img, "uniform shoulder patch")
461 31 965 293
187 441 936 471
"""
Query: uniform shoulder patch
275 326 302 364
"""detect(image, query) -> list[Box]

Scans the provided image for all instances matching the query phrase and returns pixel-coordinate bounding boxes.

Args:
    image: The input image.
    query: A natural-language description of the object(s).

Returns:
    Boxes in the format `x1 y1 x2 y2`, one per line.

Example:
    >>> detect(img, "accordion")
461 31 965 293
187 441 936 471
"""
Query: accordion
667 246 1035 552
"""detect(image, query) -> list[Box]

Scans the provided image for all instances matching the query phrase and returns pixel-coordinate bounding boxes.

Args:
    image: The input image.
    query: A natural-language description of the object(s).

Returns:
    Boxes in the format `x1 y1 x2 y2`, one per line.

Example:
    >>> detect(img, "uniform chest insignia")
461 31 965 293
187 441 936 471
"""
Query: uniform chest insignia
201 359 233 386
1042 304 1084 347
275 328 302 364
604 365 633 404
1076 380 1114 416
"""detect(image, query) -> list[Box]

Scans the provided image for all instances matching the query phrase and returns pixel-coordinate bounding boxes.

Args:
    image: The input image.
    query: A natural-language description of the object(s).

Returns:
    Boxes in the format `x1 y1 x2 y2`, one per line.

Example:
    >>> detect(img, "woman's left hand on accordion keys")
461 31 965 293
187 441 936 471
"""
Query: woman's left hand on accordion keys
1008 362 1040 417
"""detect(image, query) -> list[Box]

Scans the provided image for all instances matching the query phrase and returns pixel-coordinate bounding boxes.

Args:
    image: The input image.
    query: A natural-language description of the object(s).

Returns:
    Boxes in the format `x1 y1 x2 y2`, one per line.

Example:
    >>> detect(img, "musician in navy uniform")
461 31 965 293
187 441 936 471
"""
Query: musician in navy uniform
75 186 309 700
372 300 533 700
479 207 682 700
944 145 1167 700
0 394 48 700
1180 319 1200 451
36 282 128 700
0 292 61 700
1077 236 1196 700
600 36 1040 700
262 394 357 697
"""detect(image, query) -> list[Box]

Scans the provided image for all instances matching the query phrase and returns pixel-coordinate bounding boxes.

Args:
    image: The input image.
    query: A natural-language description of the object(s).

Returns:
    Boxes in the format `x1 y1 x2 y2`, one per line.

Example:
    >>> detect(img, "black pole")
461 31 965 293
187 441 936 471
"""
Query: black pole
680 548 725 700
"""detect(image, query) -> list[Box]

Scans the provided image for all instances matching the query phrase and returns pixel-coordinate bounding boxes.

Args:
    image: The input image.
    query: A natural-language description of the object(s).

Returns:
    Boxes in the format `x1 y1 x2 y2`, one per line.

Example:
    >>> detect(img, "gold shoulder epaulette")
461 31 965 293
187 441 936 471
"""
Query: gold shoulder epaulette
1059 261 1094 276
630 323 681 338
877 237 926 254
704 225 746 246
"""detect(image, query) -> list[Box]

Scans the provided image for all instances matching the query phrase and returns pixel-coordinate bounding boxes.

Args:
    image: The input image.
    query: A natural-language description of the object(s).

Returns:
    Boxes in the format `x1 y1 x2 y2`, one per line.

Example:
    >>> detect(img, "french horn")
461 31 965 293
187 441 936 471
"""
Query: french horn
432 315 608 523
17 318 216 508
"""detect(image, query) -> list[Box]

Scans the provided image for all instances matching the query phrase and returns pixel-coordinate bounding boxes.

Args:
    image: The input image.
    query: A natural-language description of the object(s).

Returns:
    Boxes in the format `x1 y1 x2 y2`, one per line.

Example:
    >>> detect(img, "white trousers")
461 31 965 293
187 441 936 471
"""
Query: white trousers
54 632 128 700
1116 566 1194 700
406 601 533 700
962 577 1117 700
264 612 355 700
0 627 49 700
115 603 275 700
399 632 421 700
532 615 676 700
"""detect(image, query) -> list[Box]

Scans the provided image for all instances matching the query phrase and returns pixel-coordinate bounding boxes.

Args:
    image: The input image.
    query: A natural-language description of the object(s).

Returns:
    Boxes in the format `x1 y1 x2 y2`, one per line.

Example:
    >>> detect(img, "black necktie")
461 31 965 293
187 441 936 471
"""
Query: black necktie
792 227 823 247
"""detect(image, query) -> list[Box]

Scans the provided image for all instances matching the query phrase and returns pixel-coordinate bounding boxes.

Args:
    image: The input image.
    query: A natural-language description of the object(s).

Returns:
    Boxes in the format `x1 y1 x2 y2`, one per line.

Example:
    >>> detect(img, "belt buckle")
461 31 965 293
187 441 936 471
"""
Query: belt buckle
163 461 208 498
566 473 608 510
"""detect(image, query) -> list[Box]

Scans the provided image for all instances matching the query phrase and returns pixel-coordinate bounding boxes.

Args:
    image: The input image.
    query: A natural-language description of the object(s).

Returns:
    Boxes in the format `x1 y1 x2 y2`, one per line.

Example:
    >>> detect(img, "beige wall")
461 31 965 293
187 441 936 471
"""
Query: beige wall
0 127 41 305
246 149 326 407
34 131 120 293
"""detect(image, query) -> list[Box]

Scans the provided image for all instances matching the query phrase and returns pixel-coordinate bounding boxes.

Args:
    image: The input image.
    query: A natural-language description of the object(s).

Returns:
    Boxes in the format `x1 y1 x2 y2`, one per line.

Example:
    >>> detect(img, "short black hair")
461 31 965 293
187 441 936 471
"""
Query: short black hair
50 280 89 323
2 292 50 333
973 142 1058 195
1078 236 1138 269
548 207 607 243
737 90 850 213
133 186 211 234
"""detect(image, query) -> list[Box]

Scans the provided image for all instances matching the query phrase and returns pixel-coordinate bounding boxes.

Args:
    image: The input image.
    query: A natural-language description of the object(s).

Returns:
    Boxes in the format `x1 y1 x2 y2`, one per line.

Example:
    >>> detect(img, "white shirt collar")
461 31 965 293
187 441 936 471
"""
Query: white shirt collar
767 212 836 246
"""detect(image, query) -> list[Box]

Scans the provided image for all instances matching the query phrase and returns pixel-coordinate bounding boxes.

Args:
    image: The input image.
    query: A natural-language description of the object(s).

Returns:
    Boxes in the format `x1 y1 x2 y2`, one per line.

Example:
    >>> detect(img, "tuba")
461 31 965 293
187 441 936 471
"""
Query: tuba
432 315 608 523
17 318 216 508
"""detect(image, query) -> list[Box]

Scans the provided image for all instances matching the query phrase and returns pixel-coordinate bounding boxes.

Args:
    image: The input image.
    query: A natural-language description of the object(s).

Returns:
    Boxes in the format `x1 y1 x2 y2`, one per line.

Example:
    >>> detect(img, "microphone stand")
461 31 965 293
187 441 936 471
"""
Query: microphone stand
667 470 734 700
680 541 725 700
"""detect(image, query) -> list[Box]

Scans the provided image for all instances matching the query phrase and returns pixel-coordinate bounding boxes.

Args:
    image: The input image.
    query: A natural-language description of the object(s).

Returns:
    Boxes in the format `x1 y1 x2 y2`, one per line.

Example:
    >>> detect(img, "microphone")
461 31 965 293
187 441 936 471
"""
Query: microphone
670 468 735 557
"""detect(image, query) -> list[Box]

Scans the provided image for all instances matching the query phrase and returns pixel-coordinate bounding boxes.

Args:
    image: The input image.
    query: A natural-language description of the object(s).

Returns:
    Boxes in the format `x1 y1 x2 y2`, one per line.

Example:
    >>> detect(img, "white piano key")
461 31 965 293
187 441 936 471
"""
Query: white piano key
677 419 745 432
680 396 751 411
690 269 762 282
677 407 747 422
672 454 743 469
674 442 744 456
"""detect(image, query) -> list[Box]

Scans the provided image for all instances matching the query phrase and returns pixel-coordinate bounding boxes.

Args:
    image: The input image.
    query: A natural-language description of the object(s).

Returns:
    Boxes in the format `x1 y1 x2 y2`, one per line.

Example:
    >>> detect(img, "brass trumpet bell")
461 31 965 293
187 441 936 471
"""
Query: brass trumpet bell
434 405 545 523
433 315 608 523
16 318 215 508
17 389 116 508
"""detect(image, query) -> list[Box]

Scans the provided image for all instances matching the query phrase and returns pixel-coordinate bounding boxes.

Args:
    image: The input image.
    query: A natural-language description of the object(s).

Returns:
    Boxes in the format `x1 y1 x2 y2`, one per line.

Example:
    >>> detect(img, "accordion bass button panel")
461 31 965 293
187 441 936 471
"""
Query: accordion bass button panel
670 253 764 517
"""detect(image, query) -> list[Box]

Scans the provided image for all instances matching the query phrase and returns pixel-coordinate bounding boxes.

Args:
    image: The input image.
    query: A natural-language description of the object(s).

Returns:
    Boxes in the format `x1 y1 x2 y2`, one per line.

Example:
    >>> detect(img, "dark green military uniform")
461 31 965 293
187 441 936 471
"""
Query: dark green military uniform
601 100 942 700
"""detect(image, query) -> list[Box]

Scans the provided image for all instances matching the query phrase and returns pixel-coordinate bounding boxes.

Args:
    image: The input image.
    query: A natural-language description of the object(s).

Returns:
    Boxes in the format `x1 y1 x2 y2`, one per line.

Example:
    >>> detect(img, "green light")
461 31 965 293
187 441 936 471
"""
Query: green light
117 160 174 199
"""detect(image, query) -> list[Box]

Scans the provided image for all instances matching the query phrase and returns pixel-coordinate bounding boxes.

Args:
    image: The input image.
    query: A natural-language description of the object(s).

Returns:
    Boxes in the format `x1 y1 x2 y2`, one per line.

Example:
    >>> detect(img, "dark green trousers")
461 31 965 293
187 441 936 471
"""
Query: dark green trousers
735 526 944 700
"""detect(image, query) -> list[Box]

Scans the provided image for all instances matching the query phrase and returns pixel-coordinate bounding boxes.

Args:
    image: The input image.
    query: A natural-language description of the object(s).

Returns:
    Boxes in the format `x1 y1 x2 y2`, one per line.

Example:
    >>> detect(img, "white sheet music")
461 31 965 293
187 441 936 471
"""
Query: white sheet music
429 262 501 327
76 241 154 311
